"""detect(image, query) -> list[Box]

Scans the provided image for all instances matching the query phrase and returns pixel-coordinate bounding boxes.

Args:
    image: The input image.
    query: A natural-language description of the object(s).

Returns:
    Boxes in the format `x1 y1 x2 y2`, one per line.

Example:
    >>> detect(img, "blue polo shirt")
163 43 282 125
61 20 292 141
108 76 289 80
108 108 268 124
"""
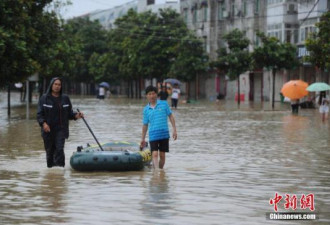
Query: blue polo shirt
143 100 172 141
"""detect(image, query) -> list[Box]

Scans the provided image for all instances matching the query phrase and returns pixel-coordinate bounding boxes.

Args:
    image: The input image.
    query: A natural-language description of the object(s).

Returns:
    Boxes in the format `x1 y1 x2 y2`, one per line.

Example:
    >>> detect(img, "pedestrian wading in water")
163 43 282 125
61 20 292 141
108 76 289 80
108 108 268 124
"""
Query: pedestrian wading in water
141 86 177 170
318 91 329 122
37 77 83 168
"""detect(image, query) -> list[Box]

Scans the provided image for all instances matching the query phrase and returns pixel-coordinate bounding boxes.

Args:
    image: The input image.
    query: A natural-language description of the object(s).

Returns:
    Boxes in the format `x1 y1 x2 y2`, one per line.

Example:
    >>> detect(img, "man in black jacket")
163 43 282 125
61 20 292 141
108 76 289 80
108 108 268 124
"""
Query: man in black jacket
37 77 83 168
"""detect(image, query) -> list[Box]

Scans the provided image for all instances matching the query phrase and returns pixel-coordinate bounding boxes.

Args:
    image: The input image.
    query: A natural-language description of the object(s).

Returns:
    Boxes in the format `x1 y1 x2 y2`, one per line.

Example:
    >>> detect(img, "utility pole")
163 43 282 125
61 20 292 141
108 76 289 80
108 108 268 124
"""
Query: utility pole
7 84 11 117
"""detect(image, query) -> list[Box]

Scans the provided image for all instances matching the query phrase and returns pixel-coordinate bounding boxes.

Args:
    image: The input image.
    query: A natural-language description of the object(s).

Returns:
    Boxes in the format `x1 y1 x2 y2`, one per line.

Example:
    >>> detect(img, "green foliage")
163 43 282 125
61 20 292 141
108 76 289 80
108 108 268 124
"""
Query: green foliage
170 36 208 82
0 0 63 86
0 4 207 87
88 53 107 81
253 32 298 71
253 32 298 108
109 8 208 82
305 11 330 71
213 29 251 80
64 17 108 82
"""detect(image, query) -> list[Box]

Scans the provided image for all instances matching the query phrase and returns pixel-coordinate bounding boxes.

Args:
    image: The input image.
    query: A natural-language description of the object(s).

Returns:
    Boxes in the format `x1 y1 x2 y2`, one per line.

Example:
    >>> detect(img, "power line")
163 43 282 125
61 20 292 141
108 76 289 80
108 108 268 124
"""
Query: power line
112 27 204 43
97 9 325 42
183 10 326 26
81 4 327 44
299 0 320 26
92 9 326 30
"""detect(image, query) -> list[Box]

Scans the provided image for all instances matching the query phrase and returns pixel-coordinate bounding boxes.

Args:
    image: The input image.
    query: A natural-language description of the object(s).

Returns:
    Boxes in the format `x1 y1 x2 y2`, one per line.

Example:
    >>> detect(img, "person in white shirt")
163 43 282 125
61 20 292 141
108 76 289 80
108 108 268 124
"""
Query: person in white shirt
171 84 181 109
318 91 329 122
98 86 105 99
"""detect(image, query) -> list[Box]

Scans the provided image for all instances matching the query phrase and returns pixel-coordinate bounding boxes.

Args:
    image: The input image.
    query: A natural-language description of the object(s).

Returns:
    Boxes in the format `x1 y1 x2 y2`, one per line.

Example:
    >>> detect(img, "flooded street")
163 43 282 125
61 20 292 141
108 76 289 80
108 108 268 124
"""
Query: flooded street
0 95 330 225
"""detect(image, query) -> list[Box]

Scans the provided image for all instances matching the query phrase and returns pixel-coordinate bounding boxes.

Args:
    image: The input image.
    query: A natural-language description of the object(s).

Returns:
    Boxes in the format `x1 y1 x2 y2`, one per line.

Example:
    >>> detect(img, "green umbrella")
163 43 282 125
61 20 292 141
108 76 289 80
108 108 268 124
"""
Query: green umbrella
306 82 330 92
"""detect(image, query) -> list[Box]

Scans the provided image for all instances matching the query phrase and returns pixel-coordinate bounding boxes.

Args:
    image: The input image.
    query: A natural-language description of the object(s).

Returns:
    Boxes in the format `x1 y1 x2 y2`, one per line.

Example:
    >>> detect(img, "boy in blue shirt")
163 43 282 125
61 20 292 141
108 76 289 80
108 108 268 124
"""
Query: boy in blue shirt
140 86 177 169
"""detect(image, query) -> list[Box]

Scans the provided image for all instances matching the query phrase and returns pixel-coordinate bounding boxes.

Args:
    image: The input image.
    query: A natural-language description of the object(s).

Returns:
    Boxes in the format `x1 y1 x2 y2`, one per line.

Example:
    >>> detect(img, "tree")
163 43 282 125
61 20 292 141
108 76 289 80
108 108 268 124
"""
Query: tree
0 0 61 86
212 29 251 106
305 11 330 72
64 17 108 83
110 8 208 98
253 32 298 109
0 0 67 116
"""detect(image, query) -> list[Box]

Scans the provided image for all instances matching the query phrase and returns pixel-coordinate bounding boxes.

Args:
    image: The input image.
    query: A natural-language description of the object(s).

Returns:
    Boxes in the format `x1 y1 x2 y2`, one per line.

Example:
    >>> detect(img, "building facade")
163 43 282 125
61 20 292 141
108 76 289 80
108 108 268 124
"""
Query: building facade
180 0 267 101
181 0 329 102
297 0 329 84
81 0 329 101
87 1 138 30
264 0 329 102
87 0 180 30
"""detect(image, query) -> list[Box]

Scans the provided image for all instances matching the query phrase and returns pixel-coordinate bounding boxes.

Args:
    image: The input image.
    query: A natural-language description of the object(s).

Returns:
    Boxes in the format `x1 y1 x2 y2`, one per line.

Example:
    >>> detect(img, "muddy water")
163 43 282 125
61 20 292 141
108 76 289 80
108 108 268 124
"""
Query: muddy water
0 96 329 225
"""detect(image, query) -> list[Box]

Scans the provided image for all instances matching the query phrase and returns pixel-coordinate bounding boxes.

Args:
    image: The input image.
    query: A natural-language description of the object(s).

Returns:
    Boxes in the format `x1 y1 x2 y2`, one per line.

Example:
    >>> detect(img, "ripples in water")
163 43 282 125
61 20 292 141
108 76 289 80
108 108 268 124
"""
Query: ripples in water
0 97 329 224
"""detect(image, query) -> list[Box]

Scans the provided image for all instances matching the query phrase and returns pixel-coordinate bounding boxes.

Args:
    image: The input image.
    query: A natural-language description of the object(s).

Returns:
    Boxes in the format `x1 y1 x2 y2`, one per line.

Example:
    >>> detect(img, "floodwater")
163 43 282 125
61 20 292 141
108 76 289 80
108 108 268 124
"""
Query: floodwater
0 94 329 225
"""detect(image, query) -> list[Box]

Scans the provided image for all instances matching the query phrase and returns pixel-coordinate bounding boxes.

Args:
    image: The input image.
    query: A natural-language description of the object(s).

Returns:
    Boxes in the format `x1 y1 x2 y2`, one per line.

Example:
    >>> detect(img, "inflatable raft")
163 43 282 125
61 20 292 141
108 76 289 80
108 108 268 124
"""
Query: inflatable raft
70 141 151 172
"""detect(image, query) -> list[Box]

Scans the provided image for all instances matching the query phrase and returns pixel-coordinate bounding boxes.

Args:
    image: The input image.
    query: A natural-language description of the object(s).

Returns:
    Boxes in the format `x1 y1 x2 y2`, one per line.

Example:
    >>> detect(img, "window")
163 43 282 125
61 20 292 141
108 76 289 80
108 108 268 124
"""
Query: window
243 1 247 16
203 5 208 21
300 28 305 42
203 36 207 52
231 4 235 17
191 3 197 23
267 0 283 5
183 8 188 23
287 4 296 14
193 9 197 23
305 27 309 39
218 2 226 19
147 0 155 5
294 29 299 43
254 32 260 46
267 23 282 41
286 30 291 43
255 0 260 14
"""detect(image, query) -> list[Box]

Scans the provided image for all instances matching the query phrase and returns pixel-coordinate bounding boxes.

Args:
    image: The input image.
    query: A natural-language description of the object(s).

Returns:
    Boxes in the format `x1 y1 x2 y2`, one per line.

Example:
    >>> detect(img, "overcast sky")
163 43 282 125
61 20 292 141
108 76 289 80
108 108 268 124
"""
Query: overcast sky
60 0 134 19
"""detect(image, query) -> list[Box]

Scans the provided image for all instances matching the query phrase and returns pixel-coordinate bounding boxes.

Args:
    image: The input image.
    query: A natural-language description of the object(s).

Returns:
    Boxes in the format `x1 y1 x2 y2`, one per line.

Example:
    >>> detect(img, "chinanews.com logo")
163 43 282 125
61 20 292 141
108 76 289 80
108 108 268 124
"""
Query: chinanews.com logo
266 193 318 220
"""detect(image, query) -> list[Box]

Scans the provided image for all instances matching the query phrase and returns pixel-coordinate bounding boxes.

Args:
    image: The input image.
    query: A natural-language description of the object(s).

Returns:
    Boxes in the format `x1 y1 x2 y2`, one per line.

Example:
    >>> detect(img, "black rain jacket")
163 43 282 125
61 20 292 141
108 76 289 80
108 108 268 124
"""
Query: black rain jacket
37 78 77 138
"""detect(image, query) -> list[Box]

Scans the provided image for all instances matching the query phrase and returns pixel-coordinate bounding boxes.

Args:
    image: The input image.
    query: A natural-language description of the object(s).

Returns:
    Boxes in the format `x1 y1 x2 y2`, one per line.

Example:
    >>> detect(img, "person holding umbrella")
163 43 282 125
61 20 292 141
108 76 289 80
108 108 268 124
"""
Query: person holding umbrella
98 86 105 99
281 80 308 114
306 82 330 122
318 91 329 121
97 82 110 99
171 84 181 109
291 99 300 114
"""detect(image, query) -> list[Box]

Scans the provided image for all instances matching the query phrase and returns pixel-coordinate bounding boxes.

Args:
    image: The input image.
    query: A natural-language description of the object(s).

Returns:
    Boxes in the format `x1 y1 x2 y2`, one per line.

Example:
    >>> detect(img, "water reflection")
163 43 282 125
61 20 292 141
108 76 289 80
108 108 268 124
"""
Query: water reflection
143 170 172 220
38 170 68 223
0 170 69 224
282 115 310 144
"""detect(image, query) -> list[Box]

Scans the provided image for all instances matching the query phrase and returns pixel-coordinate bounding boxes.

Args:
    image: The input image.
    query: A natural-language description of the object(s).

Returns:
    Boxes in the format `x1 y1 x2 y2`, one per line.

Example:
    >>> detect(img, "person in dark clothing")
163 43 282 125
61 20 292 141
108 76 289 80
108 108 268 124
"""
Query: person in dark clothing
158 85 169 101
37 77 83 168
291 99 300 114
